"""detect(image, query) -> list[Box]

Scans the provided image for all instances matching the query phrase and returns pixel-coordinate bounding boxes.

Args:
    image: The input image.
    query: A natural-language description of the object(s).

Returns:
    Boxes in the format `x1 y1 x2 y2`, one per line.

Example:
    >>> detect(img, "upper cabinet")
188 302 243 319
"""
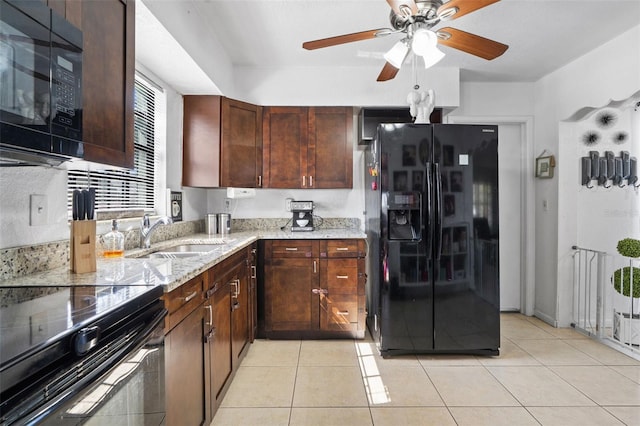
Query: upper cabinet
42 0 135 168
263 106 353 189
183 96 263 188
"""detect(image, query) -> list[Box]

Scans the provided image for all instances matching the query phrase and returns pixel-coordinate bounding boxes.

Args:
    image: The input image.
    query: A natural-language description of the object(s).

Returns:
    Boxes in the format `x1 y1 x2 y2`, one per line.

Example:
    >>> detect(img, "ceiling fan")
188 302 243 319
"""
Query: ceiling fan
302 0 509 81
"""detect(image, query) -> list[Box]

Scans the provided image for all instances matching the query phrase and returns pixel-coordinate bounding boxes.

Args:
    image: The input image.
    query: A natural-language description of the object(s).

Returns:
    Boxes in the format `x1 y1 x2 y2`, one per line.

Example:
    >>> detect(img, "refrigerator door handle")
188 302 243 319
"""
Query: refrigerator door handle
434 163 443 260
425 162 433 258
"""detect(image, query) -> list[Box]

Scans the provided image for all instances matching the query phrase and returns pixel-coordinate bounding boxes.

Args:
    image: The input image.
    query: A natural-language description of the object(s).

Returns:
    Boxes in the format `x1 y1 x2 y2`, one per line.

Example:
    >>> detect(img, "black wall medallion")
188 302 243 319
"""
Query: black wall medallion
613 131 629 144
582 130 601 146
595 110 618 128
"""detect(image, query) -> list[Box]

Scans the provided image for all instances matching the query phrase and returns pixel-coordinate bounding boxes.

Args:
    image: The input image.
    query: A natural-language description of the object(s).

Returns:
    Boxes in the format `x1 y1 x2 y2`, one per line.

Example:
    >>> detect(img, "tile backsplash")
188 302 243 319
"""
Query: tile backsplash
0 217 360 281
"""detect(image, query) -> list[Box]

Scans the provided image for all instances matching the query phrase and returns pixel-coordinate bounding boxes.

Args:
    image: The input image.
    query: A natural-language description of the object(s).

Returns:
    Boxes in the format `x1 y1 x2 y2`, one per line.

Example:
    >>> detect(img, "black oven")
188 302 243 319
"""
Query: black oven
0 284 167 425
0 0 83 166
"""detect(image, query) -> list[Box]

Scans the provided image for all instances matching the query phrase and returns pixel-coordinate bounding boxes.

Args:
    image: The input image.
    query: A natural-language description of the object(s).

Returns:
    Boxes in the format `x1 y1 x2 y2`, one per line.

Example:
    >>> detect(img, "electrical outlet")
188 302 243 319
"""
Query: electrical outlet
30 194 47 226
224 198 231 212
285 198 293 212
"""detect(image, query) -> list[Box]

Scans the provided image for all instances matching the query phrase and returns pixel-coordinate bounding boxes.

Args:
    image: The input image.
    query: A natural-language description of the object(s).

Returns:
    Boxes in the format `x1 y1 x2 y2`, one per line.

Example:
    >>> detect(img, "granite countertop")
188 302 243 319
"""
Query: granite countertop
0 228 366 292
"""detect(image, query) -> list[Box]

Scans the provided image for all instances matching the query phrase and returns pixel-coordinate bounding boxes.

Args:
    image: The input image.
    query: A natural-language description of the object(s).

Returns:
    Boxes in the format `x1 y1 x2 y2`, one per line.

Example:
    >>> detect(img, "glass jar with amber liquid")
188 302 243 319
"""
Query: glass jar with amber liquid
102 219 125 258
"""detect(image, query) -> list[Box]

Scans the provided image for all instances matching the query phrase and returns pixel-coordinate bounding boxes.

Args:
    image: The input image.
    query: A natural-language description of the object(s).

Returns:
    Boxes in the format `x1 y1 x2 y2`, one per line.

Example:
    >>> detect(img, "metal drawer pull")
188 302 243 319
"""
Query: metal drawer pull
336 247 349 251
311 288 328 295
231 279 240 298
313 260 317 274
309 175 313 187
258 175 262 187
205 305 213 326
251 265 256 279
336 311 350 316
183 291 198 302
303 175 306 187
336 275 349 279
285 247 298 251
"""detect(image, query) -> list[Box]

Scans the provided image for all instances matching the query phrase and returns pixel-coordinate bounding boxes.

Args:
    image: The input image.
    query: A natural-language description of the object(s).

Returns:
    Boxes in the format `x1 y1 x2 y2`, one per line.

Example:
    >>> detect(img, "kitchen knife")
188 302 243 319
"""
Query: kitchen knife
72 190 80 220
77 190 85 220
84 189 95 220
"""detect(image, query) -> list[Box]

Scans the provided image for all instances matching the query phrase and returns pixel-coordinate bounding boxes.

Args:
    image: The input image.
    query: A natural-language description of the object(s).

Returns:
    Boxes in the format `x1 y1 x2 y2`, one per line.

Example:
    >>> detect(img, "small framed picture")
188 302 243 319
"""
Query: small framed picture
535 156 555 179
443 145 454 167
402 145 417 166
450 171 463 192
412 171 423 191
393 171 408 191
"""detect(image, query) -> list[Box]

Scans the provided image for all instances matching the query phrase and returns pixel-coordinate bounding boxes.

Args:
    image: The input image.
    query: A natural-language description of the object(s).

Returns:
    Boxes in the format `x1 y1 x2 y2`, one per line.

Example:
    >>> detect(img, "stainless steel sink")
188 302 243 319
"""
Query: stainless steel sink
162 244 223 252
139 251 206 259
135 242 225 259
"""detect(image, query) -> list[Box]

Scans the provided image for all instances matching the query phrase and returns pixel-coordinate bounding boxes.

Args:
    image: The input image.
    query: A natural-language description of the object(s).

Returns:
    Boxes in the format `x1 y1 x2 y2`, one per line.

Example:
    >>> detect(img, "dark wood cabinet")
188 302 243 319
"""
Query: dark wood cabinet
205 276 231 422
42 0 134 168
262 107 308 188
183 96 263 188
263 107 353 189
164 274 206 426
308 107 353 188
204 247 253 423
262 239 365 338
222 99 263 188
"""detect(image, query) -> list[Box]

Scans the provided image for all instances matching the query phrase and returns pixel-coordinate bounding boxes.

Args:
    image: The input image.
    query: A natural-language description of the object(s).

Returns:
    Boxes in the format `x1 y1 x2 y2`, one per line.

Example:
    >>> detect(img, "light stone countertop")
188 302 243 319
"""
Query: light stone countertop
0 228 366 293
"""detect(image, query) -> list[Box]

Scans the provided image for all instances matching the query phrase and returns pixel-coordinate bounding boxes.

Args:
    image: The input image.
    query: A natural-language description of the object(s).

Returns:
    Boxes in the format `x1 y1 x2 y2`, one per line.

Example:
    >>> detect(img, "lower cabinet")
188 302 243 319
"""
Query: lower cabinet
163 244 255 426
261 239 366 339
164 274 206 426
204 244 254 423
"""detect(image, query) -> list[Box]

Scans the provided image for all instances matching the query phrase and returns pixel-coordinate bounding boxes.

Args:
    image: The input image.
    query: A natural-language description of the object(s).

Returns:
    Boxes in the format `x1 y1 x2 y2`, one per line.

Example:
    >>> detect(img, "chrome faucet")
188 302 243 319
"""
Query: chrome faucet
140 214 173 249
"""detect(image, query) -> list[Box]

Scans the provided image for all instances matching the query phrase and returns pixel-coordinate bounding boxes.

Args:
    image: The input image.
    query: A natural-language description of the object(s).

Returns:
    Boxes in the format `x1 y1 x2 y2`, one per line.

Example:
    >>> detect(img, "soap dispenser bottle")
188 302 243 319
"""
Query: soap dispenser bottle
102 219 125 258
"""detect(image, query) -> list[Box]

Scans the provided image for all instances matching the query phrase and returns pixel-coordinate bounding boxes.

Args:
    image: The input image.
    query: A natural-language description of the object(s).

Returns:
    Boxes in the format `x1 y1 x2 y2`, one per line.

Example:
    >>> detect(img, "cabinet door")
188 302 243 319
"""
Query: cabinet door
308 107 353 189
165 303 206 426
183 95 222 187
210 281 232 407
265 257 319 331
231 261 250 369
263 107 308 188
221 98 263 188
80 0 135 168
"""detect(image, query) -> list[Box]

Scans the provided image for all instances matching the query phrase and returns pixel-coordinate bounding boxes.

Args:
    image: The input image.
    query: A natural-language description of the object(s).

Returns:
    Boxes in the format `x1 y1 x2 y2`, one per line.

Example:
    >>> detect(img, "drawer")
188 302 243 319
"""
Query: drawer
320 240 365 258
320 294 358 331
267 240 318 258
323 259 358 295
164 273 204 331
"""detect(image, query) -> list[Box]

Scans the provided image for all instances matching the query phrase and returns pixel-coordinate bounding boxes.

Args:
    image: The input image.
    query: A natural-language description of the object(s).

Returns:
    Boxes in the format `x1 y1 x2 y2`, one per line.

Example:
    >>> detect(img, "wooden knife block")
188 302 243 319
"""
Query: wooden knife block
70 220 97 274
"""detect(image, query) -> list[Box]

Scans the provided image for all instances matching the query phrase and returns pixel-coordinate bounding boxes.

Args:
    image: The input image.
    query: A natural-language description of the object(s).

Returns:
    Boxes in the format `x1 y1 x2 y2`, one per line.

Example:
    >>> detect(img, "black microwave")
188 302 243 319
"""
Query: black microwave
0 0 83 166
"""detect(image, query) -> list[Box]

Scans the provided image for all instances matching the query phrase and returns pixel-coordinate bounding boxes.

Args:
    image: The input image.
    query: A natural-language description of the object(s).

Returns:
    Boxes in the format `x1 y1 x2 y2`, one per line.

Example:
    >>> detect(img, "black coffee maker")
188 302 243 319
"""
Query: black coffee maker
291 201 314 231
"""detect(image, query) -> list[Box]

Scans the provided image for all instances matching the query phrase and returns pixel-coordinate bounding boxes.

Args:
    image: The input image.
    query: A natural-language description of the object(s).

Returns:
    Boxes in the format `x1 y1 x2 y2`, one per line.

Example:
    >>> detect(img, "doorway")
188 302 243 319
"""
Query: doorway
446 116 534 314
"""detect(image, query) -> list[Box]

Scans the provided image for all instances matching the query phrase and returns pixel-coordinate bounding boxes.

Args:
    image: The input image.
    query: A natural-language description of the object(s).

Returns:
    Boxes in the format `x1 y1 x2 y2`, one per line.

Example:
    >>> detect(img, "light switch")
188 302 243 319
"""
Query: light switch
30 194 47 226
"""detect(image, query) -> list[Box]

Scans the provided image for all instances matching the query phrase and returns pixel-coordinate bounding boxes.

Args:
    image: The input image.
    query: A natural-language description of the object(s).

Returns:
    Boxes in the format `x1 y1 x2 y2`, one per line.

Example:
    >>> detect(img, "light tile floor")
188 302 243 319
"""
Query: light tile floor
212 313 640 426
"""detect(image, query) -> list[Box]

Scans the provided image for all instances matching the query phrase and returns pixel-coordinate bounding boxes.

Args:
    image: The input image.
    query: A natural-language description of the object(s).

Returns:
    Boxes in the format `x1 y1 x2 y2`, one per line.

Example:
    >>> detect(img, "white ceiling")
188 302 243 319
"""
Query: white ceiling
137 0 640 93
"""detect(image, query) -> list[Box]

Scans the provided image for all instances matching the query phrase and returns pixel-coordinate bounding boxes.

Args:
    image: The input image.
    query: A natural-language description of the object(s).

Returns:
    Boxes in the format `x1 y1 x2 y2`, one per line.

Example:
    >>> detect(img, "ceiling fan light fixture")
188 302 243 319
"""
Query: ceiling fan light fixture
383 40 409 69
421 46 445 68
411 28 438 56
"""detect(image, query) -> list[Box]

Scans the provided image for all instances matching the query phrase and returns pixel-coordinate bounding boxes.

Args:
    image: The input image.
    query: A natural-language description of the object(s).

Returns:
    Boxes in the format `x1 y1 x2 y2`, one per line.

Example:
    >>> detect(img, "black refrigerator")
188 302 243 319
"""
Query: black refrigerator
364 123 500 356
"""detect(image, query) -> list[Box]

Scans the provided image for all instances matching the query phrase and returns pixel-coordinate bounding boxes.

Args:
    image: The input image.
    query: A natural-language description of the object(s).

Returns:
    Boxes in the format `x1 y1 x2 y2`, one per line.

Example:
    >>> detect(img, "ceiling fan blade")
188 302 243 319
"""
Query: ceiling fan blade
377 62 400 82
386 0 418 17
437 27 508 60
437 0 500 20
303 29 390 50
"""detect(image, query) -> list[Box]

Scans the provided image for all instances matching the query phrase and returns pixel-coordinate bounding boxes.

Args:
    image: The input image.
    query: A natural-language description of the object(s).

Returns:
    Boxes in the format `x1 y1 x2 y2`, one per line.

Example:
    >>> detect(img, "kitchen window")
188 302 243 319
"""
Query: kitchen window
67 73 162 216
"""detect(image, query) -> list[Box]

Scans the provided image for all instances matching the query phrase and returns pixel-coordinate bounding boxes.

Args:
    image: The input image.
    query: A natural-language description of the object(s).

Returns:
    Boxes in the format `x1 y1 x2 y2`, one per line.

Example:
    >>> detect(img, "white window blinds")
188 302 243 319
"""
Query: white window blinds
68 75 158 216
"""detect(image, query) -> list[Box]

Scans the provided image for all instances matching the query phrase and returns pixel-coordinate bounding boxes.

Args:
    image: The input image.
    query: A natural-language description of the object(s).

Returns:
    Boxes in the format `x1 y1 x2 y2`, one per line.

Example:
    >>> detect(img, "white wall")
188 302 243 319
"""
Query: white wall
536 25 640 326
233 66 460 108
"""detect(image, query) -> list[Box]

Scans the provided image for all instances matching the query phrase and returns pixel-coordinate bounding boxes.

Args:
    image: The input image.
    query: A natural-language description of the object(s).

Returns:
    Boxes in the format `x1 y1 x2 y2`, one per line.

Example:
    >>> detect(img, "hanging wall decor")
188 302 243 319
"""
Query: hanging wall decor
535 150 556 179
580 150 639 189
